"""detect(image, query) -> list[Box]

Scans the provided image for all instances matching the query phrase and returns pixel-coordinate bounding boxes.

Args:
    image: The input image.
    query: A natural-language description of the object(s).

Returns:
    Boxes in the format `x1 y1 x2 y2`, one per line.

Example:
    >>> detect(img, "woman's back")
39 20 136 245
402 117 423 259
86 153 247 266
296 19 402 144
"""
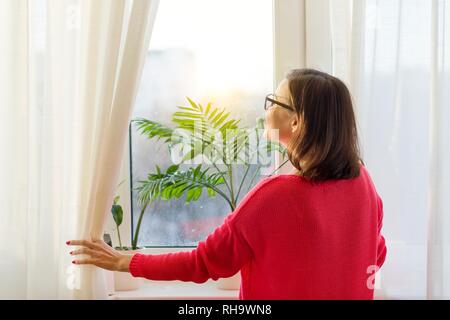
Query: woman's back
231 165 386 299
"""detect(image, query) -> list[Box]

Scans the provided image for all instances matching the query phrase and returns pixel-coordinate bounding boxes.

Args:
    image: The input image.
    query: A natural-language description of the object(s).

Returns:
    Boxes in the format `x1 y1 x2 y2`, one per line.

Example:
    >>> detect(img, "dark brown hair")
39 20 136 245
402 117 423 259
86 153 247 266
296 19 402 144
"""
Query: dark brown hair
286 69 362 181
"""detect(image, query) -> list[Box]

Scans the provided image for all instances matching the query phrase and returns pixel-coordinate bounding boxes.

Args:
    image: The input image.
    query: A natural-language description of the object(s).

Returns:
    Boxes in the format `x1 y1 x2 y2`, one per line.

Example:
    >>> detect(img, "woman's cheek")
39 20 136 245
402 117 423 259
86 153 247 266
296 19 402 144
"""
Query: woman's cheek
279 128 293 146
264 110 286 142
263 110 278 141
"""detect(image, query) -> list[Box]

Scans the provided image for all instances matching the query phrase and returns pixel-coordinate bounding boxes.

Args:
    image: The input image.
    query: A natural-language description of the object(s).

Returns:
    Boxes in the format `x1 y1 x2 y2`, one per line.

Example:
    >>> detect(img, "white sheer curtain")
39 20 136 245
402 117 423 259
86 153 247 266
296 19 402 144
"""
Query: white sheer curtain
300 0 450 299
0 0 159 299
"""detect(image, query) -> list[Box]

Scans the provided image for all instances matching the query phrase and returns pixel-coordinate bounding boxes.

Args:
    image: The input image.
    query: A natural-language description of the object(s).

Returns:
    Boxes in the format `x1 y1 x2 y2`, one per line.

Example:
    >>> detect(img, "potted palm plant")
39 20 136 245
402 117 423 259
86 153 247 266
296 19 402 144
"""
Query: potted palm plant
132 98 287 289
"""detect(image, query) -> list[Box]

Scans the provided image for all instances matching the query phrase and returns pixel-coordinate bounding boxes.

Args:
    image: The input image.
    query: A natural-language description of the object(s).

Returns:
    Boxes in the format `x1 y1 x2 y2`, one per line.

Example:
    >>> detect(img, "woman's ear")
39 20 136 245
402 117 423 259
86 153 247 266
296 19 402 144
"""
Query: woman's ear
291 115 299 133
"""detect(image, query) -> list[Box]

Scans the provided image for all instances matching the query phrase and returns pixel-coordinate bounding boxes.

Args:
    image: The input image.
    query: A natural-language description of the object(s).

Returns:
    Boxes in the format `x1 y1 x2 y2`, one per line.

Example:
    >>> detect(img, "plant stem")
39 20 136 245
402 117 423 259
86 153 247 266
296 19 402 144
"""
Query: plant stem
246 164 262 194
167 173 234 210
212 162 233 197
245 128 261 193
132 201 149 250
228 164 236 210
116 224 123 250
268 159 290 176
245 159 290 194
235 163 251 204
197 134 233 198
194 179 235 211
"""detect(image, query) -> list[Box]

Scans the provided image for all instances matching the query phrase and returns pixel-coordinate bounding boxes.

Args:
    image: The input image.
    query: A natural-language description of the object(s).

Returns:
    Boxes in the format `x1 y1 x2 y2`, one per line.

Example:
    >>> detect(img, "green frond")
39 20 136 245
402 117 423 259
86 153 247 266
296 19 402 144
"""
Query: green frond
170 98 246 164
133 118 181 144
135 164 231 207
173 98 241 137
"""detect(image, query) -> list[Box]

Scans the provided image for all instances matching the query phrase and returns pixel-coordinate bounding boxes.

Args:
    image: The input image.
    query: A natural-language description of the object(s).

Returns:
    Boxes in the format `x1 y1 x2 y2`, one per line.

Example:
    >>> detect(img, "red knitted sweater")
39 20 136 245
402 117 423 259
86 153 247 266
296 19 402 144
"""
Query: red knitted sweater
129 165 387 299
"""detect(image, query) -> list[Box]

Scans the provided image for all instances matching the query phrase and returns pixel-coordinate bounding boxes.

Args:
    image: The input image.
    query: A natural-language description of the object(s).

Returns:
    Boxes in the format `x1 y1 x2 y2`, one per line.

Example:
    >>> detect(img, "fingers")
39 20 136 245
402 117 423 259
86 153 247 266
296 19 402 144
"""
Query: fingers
66 239 114 269
67 239 94 248
70 248 96 257
67 239 102 250
73 258 95 265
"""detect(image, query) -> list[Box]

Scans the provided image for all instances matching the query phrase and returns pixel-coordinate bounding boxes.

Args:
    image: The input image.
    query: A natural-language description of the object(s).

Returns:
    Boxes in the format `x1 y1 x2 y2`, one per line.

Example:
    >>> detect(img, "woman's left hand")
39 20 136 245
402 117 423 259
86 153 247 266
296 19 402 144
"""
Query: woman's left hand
67 239 133 272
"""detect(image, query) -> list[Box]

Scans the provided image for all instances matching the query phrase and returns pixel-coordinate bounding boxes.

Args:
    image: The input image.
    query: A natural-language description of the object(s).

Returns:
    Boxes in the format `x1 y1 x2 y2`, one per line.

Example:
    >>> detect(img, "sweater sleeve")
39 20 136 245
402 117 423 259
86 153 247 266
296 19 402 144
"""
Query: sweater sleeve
128 212 253 283
376 195 387 269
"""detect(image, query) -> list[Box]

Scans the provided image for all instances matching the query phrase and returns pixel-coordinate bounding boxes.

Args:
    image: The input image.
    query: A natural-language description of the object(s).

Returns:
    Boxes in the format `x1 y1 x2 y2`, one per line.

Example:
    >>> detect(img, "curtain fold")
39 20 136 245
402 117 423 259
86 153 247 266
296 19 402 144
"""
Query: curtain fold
0 0 30 299
426 0 450 299
0 0 159 299
326 0 450 299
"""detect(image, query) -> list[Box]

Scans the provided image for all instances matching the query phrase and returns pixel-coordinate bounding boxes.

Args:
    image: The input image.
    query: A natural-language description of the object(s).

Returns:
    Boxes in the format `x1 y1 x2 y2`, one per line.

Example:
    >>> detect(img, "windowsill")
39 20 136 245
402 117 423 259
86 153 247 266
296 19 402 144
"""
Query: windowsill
108 279 388 300
108 279 239 300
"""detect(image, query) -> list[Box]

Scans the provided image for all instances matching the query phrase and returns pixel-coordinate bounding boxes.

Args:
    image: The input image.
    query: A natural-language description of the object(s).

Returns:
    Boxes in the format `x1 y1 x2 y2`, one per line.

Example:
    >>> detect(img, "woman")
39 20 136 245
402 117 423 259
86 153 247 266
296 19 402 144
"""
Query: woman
68 69 386 300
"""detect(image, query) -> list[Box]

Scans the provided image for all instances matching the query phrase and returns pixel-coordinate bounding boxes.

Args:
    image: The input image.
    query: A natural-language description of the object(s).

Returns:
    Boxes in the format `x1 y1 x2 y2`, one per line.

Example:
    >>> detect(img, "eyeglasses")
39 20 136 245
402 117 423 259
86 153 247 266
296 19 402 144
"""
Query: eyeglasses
264 94 294 111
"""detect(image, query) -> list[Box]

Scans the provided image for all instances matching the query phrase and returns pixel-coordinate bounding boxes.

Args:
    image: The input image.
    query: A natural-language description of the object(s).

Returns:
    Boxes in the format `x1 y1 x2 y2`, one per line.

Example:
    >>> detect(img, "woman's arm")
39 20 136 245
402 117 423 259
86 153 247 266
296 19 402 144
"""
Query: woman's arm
67 212 253 284
68 177 280 282
129 214 252 283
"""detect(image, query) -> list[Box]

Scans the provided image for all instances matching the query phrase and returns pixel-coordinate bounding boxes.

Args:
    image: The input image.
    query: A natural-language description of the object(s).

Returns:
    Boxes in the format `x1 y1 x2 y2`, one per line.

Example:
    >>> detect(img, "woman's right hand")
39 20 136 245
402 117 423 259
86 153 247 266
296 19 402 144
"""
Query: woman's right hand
67 239 133 272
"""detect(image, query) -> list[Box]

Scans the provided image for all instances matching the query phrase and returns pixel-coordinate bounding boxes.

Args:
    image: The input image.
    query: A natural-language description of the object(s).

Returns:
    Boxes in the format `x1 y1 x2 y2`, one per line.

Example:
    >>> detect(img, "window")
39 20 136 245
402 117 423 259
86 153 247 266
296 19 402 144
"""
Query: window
130 0 274 247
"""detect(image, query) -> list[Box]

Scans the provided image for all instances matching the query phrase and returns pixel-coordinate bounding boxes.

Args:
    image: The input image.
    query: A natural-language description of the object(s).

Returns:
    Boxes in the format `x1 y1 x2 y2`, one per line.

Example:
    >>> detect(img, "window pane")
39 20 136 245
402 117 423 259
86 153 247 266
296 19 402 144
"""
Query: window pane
131 0 273 246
